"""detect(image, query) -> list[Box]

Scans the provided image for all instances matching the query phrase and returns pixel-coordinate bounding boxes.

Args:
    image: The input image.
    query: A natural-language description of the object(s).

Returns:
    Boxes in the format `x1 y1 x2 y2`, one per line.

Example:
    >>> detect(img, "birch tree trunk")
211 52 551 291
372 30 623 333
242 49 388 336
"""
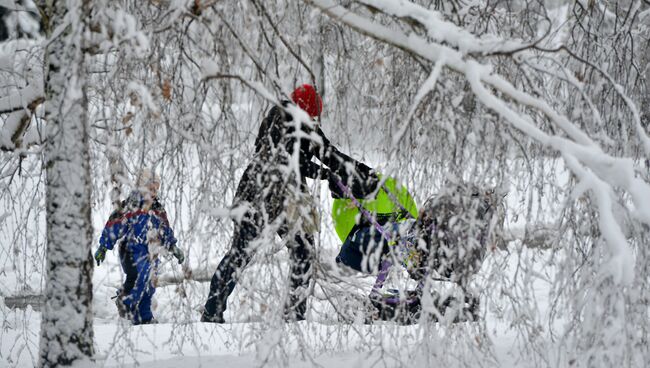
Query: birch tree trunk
38 0 94 366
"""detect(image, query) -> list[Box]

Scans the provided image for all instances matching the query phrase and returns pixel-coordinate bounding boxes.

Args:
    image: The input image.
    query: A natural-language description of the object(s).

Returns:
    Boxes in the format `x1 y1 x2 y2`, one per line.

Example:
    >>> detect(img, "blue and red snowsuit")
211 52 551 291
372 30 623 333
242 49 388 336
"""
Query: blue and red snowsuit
99 191 177 324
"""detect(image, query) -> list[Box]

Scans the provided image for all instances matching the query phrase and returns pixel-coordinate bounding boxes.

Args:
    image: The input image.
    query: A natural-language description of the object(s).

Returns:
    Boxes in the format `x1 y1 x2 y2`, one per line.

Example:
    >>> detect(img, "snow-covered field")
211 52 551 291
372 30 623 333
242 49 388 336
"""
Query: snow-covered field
1 221 557 367
2 290 529 368
0 151 573 367
2 0 650 365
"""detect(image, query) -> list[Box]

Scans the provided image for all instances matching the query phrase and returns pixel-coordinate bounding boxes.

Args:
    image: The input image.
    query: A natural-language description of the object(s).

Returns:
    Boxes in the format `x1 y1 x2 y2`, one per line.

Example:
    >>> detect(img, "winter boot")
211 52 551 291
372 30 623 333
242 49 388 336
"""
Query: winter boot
112 289 129 319
200 311 225 323
134 318 158 325
369 289 421 325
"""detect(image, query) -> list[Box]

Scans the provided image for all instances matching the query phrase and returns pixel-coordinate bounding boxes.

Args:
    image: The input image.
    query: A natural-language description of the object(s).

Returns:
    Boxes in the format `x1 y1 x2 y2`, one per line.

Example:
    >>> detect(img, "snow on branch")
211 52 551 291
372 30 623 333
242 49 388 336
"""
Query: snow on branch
466 65 635 283
306 0 649 284
201 60 319 120
0 83 42 114
200 63 281 106
393 58 444 146
357 0 529 55
0 40 45 151
126 81 160 116
0 89 44 151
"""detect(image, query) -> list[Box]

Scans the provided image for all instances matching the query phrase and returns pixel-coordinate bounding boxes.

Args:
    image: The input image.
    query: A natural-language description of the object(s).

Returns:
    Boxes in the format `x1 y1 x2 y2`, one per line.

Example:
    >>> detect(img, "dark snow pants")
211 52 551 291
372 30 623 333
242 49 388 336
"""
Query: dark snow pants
203 217 313 320
335 225 389 274
119 246 156 324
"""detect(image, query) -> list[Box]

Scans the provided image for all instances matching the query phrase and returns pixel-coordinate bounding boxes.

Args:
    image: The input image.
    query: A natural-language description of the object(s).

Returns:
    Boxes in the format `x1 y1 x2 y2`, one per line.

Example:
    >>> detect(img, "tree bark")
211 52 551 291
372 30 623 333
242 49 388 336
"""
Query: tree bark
38 0 94 366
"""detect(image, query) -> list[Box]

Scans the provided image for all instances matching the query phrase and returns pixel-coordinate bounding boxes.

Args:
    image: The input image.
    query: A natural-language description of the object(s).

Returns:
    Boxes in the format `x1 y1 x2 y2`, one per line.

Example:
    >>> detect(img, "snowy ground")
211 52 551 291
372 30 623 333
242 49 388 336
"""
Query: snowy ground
1 306 526 368
1 239 557 368
0 157 569 367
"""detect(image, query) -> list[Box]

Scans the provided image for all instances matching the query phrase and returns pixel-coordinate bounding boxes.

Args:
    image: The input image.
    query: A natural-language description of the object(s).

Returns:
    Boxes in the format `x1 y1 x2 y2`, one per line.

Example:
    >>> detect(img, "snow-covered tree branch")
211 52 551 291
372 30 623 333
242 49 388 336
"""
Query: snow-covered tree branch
1 0 649 367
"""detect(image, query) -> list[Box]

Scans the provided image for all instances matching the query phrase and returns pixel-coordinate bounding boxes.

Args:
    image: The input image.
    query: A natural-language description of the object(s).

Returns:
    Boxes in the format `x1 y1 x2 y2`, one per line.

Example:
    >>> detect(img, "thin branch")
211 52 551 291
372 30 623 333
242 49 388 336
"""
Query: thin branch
211 6 284 95
250 0 317 87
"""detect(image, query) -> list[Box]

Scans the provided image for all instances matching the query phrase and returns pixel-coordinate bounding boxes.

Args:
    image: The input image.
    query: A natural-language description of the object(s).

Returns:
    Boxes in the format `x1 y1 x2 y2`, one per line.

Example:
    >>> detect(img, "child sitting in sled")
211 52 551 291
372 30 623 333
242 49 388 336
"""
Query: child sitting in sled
329 172 504 324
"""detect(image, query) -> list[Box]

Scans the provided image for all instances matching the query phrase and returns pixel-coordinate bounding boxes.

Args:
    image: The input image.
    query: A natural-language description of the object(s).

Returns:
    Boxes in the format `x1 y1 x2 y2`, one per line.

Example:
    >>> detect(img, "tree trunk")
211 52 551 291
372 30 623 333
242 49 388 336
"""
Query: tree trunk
38 0 94 366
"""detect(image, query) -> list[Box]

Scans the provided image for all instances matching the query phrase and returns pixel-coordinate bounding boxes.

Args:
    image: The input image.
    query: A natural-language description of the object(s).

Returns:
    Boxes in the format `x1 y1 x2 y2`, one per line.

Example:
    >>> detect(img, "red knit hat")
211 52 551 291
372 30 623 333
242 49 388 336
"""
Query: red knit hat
291 84 323 119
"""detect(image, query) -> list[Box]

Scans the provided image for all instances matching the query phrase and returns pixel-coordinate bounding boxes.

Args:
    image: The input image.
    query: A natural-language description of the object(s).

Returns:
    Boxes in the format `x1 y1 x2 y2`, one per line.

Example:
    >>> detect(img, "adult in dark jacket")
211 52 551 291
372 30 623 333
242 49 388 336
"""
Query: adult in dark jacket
201 84 377 322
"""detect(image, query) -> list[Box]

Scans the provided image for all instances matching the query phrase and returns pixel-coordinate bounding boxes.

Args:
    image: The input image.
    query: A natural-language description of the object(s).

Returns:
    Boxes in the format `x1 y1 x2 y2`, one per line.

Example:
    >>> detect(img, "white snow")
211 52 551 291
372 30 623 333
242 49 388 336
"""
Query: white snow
0 163 587 368
2 0 649 366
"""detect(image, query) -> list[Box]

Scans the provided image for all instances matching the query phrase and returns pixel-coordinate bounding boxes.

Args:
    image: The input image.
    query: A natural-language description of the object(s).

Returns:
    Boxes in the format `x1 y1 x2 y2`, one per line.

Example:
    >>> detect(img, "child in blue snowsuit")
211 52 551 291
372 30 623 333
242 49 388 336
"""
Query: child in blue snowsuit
95 173 183 324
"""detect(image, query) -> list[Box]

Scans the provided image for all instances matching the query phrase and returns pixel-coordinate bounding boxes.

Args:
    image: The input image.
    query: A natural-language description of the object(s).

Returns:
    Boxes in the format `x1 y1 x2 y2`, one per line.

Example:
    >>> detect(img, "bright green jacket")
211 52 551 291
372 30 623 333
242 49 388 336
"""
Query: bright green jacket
331 176 418 242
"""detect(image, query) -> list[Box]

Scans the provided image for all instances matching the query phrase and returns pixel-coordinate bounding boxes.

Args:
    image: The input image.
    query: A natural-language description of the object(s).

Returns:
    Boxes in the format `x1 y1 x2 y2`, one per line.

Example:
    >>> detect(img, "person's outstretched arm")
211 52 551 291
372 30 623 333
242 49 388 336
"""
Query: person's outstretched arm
311 127 379 198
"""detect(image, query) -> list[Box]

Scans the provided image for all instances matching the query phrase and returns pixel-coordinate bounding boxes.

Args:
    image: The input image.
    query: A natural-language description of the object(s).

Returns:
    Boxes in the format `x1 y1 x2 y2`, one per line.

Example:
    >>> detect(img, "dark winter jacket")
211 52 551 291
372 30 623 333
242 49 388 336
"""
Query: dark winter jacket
99 191 177 260
234 102 378 225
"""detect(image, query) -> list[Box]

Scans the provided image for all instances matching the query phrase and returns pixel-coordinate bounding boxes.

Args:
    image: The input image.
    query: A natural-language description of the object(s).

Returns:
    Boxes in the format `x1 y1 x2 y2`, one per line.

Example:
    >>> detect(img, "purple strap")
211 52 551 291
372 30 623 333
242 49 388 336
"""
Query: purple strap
371 259 392 293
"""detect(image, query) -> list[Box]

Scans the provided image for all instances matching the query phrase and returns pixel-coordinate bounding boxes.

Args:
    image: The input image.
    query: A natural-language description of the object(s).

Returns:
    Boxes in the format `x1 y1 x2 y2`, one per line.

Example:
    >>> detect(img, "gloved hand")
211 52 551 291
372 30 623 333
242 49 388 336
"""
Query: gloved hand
94 246 108 266
329 167 379 200
171 246 185 264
